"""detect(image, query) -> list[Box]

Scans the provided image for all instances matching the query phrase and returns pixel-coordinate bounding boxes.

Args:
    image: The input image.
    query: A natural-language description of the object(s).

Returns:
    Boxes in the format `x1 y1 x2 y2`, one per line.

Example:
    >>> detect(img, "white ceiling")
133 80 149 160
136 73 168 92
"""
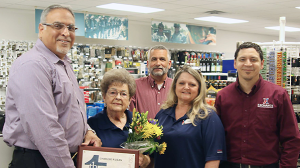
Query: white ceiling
1 0 300 39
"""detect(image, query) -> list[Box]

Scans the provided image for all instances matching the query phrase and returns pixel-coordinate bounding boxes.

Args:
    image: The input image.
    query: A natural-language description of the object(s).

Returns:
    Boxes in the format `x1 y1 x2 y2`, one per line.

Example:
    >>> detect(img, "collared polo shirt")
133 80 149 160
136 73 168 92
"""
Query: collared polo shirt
129 75 173 119
87 108 132 148
154 105 227 168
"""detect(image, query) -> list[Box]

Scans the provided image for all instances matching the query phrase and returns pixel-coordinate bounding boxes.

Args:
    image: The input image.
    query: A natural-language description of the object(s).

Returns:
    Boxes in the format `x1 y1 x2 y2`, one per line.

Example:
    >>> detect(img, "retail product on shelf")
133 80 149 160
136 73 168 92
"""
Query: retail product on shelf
204 79 232 90
258 42 300 128
170 50 224 74
282 49 287 87
0 40 227 105
217 53 223 73
260 48 268 80
276 50 283 86
70 44 154 103
0 40 35 107
0 40 34 86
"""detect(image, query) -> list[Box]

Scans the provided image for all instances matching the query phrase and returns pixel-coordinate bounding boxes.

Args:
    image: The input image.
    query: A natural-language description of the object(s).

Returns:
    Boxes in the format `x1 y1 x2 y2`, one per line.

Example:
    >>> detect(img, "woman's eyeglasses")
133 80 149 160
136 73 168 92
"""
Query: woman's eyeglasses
107 89 128 99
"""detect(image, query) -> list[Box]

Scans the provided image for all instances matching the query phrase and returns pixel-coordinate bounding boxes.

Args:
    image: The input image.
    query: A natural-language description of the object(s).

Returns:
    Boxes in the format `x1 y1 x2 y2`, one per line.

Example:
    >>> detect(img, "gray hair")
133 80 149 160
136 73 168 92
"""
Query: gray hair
40 5 75 23
100 68 136 99
147 45 170 61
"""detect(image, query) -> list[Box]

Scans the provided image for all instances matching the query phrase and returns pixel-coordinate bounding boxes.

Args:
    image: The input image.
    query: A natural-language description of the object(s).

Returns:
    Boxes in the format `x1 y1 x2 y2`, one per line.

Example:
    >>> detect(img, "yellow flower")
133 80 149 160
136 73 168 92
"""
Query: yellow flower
141 122 163 139
132 108 136 120
152 124 163 137
142 122 155 139
126 109 167 155
159 142 167 154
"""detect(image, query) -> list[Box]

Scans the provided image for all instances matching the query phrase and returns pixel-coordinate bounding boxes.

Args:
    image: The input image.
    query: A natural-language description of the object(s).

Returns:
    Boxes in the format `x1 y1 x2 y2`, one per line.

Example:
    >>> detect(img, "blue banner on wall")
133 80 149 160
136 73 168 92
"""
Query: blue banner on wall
151 21 216 45
85 14 128 40
35 9 85 36
35 9 42 34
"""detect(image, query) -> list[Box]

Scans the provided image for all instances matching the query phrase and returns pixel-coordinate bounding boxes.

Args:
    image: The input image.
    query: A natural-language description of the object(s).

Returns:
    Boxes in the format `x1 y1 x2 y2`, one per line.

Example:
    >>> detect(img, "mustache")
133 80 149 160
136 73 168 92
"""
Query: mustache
56 37 71 42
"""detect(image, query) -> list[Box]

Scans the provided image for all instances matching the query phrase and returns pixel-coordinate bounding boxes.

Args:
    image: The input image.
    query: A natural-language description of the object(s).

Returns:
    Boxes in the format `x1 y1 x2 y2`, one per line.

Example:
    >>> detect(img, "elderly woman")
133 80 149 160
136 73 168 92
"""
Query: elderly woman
153 65 227 168
88 68 150 167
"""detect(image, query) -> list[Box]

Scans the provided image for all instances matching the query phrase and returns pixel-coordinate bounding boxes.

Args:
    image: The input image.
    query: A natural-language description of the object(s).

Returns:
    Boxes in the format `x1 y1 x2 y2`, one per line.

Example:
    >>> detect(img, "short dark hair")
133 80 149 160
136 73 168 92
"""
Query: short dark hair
234 42 263 61
174 23 180 28
158 22 164 29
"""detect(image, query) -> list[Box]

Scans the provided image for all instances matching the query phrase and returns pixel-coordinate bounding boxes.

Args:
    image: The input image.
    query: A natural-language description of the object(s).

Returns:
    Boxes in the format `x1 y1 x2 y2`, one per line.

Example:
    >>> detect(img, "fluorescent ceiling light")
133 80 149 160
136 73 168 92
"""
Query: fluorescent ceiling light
96 3 164 13
194 16 248 24
296 7 300 9
265 26 300 32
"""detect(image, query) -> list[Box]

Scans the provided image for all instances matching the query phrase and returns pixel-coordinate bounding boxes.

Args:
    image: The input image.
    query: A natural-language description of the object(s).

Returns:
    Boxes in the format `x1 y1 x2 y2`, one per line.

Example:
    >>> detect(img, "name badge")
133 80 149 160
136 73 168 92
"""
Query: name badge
182 119 192 125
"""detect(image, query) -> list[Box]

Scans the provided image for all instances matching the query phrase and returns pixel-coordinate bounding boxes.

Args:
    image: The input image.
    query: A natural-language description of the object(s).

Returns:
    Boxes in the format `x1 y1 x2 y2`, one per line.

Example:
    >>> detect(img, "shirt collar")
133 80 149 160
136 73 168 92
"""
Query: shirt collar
163 105 188 121
147 75 167 89
35 39 71 64
99 108 133 130
64 55 72 64
235 75 263 95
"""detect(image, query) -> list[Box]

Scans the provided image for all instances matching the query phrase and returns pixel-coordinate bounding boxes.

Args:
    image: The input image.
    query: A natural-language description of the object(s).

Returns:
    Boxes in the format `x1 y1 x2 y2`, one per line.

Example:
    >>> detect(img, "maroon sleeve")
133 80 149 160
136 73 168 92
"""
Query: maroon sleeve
214 92 222 117
129 93 137 112
278 90 300 167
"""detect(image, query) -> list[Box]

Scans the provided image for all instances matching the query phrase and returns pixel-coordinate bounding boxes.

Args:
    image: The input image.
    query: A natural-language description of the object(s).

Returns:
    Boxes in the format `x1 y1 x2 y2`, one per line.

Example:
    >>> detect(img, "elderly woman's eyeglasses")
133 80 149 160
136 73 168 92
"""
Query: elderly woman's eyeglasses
42 22 78 32
107 89 128 98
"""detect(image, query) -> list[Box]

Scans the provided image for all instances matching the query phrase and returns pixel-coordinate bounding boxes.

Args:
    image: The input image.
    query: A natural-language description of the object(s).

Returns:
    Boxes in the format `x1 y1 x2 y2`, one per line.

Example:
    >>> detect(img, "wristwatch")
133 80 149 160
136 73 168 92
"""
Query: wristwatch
88 128 96 134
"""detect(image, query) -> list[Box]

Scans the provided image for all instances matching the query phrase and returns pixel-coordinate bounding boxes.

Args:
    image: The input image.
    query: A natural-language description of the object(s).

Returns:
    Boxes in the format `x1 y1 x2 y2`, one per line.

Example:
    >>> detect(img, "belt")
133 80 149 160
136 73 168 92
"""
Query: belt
15 146 76 159
14 146 38 152
228 162 279 168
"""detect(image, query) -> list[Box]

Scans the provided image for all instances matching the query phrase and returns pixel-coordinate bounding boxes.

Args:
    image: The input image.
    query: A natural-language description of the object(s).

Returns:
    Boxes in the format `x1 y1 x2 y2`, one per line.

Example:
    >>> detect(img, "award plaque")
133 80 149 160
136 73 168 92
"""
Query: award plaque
77 145 139 168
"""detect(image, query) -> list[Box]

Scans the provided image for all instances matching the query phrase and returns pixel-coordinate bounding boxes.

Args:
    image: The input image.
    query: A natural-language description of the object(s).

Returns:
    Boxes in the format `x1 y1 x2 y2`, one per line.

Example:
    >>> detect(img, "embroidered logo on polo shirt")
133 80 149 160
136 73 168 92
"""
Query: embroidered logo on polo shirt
217 149 223 153
257 98 273 108
182 119 192 125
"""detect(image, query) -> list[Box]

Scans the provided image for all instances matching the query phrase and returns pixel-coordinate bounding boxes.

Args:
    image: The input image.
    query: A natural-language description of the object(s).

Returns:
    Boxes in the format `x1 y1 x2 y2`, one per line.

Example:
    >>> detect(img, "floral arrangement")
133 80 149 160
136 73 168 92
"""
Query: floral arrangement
121 108 167 155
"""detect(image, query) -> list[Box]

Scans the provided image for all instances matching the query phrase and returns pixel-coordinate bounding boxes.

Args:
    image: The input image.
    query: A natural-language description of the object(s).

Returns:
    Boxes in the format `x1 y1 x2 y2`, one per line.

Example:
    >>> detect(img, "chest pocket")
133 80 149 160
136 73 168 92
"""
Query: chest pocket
255 108 277 132
52 66 74 113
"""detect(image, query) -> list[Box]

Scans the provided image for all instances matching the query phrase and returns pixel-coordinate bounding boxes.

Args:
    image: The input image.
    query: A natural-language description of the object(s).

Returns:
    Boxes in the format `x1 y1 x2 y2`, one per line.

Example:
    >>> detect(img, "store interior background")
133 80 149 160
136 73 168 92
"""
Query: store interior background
1 0 300 166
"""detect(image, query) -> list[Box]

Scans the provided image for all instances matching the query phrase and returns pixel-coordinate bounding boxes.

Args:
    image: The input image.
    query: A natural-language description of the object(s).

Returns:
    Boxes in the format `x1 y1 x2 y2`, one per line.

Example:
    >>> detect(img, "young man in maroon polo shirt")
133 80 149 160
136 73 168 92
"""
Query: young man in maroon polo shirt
215 42 300 168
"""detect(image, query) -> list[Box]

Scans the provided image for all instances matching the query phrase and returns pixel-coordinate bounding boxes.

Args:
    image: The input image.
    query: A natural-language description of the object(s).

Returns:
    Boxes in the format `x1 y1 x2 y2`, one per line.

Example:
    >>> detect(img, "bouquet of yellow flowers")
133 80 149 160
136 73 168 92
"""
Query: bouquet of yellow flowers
121 108 167 155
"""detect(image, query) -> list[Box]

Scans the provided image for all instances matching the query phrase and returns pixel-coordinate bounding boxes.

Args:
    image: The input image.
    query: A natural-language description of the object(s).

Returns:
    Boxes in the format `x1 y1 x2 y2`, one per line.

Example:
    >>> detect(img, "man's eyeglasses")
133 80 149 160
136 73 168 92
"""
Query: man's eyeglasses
42 22 78 32
107 89 129 99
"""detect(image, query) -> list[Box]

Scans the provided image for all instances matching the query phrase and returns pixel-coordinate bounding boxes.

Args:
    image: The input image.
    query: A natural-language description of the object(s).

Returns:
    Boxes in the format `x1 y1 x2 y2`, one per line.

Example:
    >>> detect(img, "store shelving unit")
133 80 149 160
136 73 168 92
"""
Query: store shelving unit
202 73 228 76
256 42 300 112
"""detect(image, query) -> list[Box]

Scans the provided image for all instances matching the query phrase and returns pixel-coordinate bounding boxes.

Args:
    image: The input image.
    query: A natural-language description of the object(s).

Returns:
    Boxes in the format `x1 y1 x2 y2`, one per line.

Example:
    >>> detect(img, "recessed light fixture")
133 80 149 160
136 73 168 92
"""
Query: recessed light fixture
96 3 164 13
194 16 248 24
296 7 300 9
265 26 300 32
